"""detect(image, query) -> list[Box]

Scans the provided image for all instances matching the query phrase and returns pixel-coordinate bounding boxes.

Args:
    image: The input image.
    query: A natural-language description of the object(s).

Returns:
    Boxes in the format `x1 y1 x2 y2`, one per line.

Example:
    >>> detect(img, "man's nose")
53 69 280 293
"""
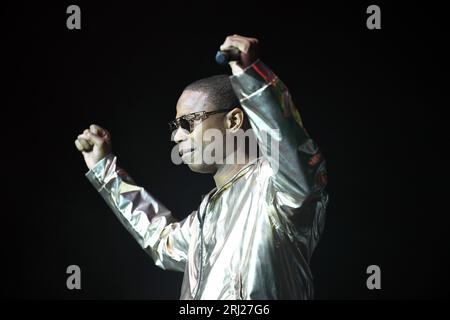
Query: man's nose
172 127 189 144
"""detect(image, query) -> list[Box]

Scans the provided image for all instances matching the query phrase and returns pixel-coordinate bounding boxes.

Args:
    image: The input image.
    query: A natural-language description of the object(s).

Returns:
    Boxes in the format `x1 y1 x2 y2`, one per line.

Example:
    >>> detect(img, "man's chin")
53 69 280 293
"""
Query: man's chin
186 162 216 174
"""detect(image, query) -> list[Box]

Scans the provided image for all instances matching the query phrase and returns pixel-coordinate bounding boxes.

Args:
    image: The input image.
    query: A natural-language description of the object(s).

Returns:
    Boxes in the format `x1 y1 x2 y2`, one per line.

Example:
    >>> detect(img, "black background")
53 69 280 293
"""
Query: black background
3 1 447 299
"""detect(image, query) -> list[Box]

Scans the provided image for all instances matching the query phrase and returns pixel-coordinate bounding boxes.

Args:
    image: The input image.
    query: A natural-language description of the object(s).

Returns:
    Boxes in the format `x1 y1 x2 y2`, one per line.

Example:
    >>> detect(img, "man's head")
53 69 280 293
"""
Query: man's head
172 75 248 174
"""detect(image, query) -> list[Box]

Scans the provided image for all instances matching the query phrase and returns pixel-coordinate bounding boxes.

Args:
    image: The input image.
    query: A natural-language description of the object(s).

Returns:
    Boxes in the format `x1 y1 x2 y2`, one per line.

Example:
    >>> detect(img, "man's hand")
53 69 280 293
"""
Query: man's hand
220 34 259 75
75 124 112 170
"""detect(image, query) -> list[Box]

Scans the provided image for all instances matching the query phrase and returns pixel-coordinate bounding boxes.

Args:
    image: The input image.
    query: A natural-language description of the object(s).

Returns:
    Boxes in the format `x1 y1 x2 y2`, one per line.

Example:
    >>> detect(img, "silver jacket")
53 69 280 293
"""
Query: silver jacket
86 60 328 300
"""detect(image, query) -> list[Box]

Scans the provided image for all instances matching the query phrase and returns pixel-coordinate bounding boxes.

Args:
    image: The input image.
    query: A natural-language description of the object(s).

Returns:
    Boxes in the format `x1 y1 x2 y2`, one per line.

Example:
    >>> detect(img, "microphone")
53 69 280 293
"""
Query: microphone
215 47 241 66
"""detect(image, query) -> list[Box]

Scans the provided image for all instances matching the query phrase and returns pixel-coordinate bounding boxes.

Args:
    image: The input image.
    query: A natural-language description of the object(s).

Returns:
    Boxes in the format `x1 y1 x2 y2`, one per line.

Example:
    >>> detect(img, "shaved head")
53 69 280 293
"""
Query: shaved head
184 75 240 112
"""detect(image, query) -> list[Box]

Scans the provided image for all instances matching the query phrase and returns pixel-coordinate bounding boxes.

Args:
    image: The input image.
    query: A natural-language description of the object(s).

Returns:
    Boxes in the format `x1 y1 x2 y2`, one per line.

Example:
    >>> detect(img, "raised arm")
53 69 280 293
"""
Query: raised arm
221 36 327 203
75 125 193 272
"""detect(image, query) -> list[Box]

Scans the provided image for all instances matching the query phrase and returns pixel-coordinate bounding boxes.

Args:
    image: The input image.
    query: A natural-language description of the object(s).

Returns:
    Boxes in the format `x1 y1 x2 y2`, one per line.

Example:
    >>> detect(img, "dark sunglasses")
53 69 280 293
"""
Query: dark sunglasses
169 108 231 135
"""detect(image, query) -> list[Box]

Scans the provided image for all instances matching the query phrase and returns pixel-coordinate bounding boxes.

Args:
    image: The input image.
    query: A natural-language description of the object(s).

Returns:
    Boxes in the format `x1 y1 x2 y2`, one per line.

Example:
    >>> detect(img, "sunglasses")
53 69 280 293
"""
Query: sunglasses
169 108 231 135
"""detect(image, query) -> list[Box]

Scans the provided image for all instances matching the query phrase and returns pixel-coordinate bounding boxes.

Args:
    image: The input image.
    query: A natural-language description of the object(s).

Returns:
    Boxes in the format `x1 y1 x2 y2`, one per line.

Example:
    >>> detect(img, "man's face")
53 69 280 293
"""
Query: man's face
173 89 227 174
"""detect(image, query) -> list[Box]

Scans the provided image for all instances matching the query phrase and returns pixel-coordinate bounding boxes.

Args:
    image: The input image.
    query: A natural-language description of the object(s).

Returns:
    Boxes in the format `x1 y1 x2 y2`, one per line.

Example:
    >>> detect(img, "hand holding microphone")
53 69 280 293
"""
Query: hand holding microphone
215 48 241 66
216 35 260 75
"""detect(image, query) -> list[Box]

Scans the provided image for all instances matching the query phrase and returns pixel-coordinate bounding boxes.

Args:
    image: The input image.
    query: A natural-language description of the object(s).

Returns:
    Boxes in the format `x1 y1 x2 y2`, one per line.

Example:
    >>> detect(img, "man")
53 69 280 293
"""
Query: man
75 35 328 299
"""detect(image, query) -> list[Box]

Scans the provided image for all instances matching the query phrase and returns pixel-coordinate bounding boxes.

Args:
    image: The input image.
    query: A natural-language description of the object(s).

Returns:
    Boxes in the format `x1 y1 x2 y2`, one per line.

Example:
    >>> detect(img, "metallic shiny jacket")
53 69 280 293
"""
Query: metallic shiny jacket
86 60 328 299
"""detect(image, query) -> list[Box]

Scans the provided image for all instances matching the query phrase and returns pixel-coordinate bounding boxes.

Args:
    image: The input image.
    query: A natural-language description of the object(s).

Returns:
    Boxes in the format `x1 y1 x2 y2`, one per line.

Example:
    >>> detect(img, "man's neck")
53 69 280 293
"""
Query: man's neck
213 151 256 189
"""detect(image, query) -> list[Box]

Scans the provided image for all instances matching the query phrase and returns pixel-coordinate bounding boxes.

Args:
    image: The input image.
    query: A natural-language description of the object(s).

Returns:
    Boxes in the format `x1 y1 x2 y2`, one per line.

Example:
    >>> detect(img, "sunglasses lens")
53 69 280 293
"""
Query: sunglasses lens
169 121 177 133
179 118 191 132
168 118 192 137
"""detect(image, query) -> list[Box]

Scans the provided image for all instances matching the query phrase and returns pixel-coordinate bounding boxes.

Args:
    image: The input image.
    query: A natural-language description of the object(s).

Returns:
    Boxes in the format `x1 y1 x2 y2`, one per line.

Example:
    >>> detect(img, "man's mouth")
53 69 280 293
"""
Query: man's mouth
179 148 195 158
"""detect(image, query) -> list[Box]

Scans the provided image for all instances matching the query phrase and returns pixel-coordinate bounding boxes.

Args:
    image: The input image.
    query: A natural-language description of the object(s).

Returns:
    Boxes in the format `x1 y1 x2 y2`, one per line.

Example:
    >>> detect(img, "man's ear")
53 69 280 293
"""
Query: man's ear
225 107 245 132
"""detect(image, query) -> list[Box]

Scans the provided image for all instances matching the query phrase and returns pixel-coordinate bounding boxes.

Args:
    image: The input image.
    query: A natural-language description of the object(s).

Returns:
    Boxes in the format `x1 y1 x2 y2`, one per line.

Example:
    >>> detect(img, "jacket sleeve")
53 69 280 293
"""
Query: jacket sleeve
229 60 327 205
85 154 193 272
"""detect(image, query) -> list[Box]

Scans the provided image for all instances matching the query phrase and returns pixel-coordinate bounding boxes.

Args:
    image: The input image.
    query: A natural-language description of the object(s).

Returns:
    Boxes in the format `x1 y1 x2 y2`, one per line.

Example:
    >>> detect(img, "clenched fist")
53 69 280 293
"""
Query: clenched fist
220 34 259 75
75 124 112 170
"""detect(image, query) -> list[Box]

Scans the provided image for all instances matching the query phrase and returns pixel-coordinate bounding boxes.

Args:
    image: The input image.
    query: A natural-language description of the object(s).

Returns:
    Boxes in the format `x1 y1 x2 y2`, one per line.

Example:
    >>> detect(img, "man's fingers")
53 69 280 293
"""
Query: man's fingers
76 138 92 151
86 131 106 146
220 38 248 53
89 124 109 138
77 133 94 145
74 139 84 152
220 35 258 53
78 130 106 147
78 125 109 148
